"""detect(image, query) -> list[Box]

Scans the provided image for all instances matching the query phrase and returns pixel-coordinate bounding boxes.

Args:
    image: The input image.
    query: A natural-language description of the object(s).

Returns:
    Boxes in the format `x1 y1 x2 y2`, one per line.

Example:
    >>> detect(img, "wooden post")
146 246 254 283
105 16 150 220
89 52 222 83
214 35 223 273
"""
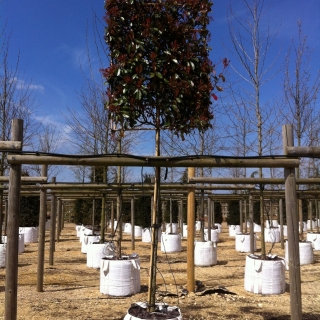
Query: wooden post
187 167 195 293
100 167 108 243
207 198 211 241
56 198 61 242
0 190 3 244
169 196 173 234
116 191 122 258
111 200 114 235
317 201 320 233
244 199 248 233
5 118 23 320
101 194 106 243
37 165 48 292
298 198 303 239
260 190 265 259
282 124 302 320
212 200 215 227
4 198 8 236
199 190 204 242
179 199 183 234
61 201 65 230
308 200 312 231
249 194 254 254
131 197 135 250
49 177 56 266
92 197 96 235
279 198 284 249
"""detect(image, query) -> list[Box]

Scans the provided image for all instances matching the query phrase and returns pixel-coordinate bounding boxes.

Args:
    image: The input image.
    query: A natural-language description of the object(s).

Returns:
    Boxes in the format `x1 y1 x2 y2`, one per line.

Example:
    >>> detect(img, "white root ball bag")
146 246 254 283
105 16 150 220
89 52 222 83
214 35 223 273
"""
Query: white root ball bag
100 256 141 296
244 254 286 295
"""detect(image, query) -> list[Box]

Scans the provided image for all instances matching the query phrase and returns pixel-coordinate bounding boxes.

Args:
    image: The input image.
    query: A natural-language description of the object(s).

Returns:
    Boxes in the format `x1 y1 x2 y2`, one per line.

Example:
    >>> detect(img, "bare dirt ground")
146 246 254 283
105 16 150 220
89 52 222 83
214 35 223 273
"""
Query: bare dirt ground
1 222 320 320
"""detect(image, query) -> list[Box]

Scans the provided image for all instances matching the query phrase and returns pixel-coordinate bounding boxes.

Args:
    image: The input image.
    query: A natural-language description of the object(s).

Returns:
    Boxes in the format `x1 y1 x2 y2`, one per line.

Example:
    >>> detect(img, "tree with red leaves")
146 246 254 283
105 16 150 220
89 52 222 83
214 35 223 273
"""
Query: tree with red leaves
102 0 227 313
102 0 227 138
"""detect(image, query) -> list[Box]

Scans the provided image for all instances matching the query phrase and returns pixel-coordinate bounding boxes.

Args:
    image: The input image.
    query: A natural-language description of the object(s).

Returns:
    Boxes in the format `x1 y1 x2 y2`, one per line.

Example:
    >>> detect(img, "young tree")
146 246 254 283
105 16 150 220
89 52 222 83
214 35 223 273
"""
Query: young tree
0 27 39 241
0 32 39 173
227 0 281 258
283 19 320 180
102 0 226 311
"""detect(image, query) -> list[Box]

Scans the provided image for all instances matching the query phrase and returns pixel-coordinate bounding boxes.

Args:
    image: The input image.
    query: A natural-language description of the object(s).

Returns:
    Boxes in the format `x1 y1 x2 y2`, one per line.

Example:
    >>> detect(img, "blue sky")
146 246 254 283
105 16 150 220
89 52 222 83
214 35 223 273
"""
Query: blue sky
2 0 320 180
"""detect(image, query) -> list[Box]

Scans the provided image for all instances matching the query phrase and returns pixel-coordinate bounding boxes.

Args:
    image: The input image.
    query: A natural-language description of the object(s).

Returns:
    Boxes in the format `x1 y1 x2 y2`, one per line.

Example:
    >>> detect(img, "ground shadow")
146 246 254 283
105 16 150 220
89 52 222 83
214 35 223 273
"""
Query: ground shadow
217 260 228 265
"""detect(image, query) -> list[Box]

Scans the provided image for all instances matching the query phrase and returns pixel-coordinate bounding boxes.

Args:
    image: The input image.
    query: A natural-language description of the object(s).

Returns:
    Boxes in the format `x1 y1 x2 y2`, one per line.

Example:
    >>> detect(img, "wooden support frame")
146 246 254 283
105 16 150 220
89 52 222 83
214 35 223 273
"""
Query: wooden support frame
3 120 313 320
7 154 299 168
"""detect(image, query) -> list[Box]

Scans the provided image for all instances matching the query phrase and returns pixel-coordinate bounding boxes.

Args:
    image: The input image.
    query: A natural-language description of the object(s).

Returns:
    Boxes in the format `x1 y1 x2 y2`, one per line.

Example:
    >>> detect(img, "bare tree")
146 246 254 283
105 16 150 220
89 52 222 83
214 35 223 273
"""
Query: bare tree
161 114 225 180
227 0 282 258
283 19 320 179
63 49 140 183
0 31 39 175
227 0 282 161
0 27 40 242
222 94 255 179
27 121 64 179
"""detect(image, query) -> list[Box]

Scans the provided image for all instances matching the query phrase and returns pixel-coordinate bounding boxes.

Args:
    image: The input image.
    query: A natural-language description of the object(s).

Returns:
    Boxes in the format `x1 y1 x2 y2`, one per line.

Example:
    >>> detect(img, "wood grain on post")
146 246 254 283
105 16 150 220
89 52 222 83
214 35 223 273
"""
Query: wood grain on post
187 167 195 293
49 177 57 265
5 118 23 320
37 165 48 292
282 124 302 320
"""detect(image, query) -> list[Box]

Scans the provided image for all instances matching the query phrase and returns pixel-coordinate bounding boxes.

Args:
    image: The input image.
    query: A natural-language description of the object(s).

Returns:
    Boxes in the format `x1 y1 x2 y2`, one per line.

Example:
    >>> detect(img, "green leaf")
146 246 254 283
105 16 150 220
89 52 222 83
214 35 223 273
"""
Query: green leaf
156 72 163 79
135 89 142 100
150 72 155 78
171 105 179 112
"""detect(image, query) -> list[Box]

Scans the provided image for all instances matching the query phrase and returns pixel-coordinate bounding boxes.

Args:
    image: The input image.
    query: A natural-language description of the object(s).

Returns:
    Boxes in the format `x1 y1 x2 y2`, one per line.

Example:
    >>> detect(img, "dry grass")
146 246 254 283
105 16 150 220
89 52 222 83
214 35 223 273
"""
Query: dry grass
0 222 320 319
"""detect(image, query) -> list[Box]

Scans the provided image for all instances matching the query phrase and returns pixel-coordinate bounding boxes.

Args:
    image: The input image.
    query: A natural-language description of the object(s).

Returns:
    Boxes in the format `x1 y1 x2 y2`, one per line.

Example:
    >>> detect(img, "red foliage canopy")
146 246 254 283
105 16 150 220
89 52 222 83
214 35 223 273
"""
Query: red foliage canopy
102 0 225 137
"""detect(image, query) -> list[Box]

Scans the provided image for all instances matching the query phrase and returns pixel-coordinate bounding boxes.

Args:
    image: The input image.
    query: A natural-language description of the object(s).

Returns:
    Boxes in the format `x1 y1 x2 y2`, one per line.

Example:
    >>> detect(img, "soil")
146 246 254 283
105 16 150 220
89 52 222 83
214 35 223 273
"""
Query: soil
1 222 320 320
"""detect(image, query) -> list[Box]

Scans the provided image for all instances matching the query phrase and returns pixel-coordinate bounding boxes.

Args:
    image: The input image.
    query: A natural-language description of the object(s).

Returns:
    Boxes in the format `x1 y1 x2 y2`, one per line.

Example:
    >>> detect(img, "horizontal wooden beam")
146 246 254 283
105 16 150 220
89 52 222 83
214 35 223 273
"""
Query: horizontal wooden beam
7 154 300 168
0 176 47 183
189 177 320 185
286 146 320 157
0 141 22 150
34 182 255 191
